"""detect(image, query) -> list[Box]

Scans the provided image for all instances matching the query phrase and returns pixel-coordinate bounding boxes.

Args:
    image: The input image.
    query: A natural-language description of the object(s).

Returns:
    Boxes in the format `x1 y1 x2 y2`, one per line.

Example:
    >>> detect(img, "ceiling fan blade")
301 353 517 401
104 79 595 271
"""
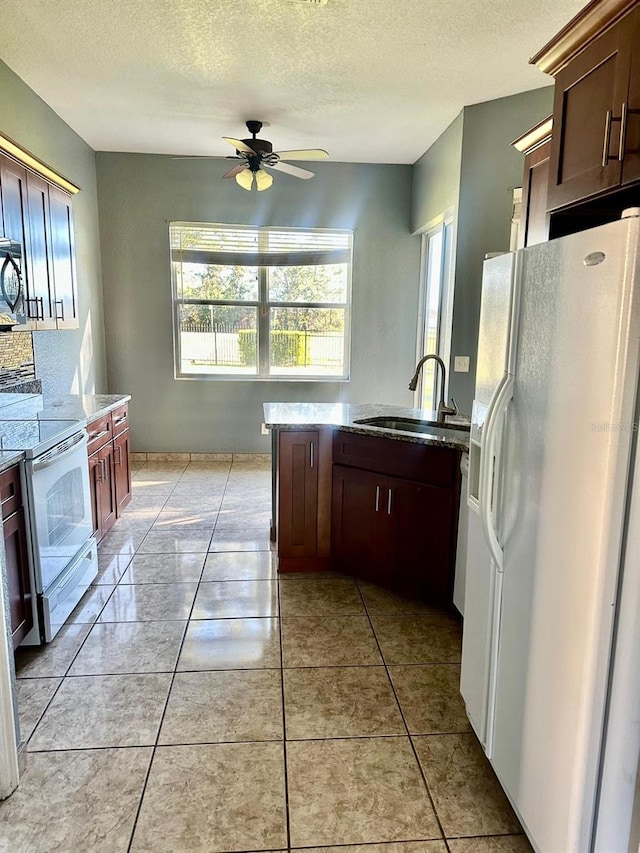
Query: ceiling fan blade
255 170 274 192
223 163 249 179
265 161 315 180
222 136 257 155
273 149 329 161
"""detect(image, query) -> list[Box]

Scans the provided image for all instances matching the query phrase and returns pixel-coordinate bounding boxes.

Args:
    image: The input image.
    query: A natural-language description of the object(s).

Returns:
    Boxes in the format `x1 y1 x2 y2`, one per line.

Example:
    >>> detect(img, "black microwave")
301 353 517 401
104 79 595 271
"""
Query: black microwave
0 239 25 328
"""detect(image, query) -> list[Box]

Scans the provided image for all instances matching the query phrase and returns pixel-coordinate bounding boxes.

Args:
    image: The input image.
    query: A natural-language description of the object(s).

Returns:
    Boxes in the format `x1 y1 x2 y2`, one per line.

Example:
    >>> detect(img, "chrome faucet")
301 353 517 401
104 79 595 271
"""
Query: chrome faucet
408 354 458 423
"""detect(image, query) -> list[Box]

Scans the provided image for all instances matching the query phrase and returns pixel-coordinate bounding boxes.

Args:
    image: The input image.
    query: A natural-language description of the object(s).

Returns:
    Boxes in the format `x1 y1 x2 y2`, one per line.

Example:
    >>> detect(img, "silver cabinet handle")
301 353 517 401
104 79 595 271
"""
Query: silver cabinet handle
619 101 628 162
375 485 380 512
387 488 393 515
602 109 613 167
309 442 314 468
55 299 65 321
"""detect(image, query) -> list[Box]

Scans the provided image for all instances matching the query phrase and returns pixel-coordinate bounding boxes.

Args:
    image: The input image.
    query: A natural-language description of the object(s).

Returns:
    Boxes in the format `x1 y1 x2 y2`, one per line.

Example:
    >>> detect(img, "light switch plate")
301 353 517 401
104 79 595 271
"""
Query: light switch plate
261 423 269 435
454 356 470 372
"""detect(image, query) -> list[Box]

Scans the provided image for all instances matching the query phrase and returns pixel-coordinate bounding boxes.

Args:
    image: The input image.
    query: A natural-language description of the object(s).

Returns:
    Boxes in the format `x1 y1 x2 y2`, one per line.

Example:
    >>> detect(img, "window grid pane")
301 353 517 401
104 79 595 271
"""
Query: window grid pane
171 223 352 380
177 304 258 375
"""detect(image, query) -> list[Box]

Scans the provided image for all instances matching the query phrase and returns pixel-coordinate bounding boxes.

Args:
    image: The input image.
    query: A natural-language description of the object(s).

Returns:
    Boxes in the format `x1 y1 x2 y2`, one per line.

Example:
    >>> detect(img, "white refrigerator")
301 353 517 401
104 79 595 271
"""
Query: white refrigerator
462 210 640 853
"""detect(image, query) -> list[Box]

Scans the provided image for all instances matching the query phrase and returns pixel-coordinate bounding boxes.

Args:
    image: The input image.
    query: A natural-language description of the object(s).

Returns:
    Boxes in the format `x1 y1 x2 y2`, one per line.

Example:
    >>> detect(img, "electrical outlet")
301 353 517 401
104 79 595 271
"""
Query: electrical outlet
261 423 269 435
454 356 470 372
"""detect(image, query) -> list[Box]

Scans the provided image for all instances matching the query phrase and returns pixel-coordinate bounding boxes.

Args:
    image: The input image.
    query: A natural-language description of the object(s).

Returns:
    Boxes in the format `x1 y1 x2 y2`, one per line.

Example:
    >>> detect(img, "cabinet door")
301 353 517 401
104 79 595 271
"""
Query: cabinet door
547 16 633 210
389 477 457 606
0 155 34 326
331 464 392 586
114 429 132 516
98 442 117 539
89 444 117 541
88 449 101 538
622 8 640 185
48 186 78 329
4 507 33 649
520 140 551 248
25 172 56 329
278 430 319 558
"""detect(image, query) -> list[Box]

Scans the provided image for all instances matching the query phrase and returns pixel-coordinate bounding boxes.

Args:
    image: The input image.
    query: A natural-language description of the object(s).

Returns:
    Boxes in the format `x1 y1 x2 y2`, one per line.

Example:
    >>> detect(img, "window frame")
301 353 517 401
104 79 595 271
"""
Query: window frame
170 222 353 382
414 215 455 411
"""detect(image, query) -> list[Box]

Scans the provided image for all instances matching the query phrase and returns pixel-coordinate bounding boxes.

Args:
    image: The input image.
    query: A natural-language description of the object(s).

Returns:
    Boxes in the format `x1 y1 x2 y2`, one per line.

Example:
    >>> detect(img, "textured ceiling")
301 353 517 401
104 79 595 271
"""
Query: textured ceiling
0 0 585 164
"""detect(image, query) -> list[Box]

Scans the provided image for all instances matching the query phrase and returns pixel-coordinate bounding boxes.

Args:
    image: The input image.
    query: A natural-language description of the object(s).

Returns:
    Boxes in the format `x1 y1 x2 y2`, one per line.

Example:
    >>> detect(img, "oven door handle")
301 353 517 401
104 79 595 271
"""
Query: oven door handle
32 430 88 472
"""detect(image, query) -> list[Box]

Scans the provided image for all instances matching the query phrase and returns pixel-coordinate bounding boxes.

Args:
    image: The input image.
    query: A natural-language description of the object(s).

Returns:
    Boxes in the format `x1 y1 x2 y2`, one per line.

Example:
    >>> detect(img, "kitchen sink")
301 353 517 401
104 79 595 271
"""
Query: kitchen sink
353 416 470 433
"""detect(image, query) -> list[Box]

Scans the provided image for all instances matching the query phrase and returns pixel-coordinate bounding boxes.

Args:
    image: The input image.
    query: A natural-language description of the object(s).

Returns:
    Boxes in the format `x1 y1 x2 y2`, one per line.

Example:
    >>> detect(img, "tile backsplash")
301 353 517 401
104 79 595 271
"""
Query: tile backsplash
0 332 36 388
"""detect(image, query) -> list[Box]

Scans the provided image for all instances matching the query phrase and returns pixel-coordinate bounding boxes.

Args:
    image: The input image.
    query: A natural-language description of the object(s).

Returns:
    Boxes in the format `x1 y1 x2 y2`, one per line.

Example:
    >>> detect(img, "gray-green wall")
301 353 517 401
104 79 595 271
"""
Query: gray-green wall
0 60 106 396
410 87 553 413
96 155 420 452
411 113 463 233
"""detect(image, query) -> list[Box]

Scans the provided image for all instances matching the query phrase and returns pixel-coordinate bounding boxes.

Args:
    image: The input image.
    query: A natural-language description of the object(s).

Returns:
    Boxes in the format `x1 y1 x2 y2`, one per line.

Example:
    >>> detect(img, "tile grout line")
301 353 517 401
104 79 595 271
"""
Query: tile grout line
125 464 215 853
354 577 450 847
276 566 293 851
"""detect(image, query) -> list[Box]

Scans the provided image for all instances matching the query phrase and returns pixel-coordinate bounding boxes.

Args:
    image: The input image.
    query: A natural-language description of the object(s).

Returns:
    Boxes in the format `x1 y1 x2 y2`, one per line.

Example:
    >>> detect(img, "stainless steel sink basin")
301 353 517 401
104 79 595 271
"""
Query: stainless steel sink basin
353 416 469 433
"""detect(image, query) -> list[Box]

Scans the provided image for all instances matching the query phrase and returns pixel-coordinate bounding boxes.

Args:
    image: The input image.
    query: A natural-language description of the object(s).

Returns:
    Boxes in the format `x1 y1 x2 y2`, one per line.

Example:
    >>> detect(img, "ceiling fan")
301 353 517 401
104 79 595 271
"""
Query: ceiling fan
222 121 329 191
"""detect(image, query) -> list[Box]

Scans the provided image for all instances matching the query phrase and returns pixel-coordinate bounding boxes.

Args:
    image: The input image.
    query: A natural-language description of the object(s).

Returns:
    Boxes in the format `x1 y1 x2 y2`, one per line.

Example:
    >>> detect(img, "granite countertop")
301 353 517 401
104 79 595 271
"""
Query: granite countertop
0 393 130 423
0 394 131 466
0 450 26 474
263 402 470 450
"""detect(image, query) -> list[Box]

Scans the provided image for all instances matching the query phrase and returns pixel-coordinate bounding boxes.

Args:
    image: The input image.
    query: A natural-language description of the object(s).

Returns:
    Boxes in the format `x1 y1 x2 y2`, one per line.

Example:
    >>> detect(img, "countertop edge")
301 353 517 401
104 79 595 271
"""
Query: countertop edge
0 451 25 473
267 422 467 451
263 402 470 451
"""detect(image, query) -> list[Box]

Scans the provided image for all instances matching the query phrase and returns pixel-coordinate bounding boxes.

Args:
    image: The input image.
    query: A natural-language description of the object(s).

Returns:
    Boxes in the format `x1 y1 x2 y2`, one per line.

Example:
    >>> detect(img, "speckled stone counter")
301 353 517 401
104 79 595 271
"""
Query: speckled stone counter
0 450 25 472
263 402 470 450
0 394 130 424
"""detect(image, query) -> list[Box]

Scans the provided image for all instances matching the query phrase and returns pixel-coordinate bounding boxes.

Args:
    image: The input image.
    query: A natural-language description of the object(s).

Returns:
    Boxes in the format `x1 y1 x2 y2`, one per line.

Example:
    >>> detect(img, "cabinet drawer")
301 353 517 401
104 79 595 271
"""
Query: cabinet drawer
333 430 457 488
0 463 22 521
87 413 113 454
111 403 129 437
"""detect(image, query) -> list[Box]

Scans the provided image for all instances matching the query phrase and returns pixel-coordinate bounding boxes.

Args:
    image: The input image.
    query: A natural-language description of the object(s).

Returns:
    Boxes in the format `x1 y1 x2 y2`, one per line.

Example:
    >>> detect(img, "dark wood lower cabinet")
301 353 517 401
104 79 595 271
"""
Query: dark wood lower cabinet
331 465 393 587
390 476 457 605
87 404 132 542
276 429 332 571
4 506 32 649
330 432 462 607
89 442 117 541
1 464 33 649
113 429 132 515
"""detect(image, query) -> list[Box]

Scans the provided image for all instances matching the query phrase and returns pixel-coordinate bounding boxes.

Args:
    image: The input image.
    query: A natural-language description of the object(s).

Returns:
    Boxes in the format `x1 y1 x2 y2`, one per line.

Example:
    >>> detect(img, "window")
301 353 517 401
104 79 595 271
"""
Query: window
170 223 352 380
415 219 454 411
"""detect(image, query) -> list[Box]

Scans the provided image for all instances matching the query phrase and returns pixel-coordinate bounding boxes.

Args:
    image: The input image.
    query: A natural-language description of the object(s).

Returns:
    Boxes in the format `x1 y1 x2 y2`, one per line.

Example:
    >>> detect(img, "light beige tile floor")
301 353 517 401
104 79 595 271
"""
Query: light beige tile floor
6 458 532 853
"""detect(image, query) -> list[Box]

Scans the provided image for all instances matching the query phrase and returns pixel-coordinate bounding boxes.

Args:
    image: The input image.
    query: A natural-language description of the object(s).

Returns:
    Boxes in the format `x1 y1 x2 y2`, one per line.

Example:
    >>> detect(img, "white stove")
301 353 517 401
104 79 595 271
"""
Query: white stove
0 416 97 643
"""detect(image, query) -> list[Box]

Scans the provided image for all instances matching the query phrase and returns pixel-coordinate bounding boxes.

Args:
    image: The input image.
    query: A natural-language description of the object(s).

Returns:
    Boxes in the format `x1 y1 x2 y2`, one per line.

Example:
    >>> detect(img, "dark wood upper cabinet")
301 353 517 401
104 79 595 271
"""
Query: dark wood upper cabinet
513 116 553 248
48 186 77 329
0 156 31 311
0 152 78 330
532 1 640 212
25 172 57 329
622 7 640 185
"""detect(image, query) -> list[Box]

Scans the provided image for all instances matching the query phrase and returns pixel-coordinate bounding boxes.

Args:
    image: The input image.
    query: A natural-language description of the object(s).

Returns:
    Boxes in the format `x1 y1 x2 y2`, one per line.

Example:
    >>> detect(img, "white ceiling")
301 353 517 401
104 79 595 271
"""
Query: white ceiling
0 0 585 164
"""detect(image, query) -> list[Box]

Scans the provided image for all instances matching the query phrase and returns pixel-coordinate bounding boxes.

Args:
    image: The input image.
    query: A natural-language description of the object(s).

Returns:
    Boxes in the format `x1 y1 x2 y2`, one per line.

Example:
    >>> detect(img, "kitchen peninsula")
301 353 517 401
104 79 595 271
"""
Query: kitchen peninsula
264 402 469 608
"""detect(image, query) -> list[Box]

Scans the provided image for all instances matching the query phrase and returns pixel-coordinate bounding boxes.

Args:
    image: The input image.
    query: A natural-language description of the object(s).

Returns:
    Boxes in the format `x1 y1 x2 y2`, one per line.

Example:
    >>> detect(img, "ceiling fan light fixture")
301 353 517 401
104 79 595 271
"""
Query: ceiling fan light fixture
255 170 274 192
235 169 254 191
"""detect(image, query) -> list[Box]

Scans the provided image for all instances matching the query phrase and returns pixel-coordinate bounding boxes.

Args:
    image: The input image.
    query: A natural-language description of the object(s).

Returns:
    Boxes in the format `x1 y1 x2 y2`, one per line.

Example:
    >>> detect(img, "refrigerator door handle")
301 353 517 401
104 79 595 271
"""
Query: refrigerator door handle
479 373 514 572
